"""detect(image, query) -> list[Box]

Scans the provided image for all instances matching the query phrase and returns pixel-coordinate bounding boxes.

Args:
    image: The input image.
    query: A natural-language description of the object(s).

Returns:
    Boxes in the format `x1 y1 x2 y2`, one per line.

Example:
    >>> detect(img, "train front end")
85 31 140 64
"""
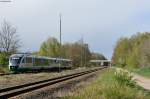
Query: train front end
9 54 23 71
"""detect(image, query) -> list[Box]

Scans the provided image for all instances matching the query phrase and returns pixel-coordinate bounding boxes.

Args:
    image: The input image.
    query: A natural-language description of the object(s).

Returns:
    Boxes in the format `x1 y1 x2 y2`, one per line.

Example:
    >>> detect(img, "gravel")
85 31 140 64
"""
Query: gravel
12 69 102 99
0 67 88 89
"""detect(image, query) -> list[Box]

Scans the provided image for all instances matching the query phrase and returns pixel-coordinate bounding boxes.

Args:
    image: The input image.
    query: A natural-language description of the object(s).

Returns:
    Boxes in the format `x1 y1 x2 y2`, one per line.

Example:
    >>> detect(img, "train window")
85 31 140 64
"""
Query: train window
104 62 108 66
21 58 25 63
41 59 45 66
34 58 39 66
55 60 59 63
26 57 32 63
10 57 21 65
45 59 49 65
48 60 52 65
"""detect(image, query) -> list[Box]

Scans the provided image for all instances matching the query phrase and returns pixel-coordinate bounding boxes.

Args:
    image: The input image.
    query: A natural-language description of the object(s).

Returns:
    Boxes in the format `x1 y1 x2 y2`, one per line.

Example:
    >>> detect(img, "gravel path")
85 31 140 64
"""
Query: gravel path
133 74 150 90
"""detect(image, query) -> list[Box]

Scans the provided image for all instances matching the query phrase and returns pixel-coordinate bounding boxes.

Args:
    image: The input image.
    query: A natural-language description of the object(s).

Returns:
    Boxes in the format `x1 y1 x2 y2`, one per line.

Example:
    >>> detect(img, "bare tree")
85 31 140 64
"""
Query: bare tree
0 20 20 53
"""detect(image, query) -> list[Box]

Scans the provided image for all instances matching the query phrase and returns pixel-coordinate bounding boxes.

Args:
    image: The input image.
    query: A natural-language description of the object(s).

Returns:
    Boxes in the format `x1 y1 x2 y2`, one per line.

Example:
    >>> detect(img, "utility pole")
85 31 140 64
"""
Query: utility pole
59 13 62 48
84 44 87 67
59 13 62 72
80 36 84 67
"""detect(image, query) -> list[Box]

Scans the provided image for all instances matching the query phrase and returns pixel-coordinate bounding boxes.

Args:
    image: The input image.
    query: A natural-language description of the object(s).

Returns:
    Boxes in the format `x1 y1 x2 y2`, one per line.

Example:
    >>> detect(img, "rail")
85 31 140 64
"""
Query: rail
0 66 107 99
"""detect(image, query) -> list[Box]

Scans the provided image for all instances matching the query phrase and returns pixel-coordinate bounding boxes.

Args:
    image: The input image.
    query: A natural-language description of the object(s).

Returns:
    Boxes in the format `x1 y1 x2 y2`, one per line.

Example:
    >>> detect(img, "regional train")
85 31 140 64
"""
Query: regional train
9 53 72 72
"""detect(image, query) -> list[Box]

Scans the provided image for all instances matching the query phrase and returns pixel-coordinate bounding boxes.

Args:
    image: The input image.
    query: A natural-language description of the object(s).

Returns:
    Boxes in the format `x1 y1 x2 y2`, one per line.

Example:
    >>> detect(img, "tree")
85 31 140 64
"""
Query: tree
0 20 20 53
91 52 106 60
62 41 91 67
39 37 109 68
112 32 150 68
140 38 150 67
39 37 60 57
112 37 130 67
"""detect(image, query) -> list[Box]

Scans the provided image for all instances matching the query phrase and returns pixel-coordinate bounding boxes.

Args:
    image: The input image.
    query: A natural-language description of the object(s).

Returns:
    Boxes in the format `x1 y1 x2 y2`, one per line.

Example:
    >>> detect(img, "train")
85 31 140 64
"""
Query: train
9 53 72 72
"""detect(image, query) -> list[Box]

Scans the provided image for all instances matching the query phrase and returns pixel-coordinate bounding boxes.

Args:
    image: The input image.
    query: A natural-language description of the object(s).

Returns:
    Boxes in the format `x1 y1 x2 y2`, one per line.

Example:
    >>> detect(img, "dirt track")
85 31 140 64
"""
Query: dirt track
133 74 150 90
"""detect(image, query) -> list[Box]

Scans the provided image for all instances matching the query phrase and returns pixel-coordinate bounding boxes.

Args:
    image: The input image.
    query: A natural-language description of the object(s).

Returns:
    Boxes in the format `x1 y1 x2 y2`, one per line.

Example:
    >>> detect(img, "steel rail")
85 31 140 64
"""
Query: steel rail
0 67 107 99
0 73 13 76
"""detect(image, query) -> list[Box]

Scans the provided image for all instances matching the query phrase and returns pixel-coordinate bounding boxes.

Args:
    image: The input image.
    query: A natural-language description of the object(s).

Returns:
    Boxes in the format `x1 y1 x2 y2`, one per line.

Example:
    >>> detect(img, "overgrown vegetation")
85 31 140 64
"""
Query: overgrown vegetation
64 68 150 99
112 32 150 68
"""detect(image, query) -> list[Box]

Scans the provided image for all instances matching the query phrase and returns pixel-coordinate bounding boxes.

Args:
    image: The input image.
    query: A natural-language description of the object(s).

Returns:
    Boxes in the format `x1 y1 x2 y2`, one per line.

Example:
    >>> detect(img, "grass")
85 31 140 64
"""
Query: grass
0 66 9 73
63 68 150 99
133 67 150 78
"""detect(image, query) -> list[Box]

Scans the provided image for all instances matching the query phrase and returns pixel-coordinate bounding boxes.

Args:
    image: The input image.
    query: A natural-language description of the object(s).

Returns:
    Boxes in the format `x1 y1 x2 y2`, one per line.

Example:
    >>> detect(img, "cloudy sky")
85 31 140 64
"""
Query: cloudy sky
0 0 150 59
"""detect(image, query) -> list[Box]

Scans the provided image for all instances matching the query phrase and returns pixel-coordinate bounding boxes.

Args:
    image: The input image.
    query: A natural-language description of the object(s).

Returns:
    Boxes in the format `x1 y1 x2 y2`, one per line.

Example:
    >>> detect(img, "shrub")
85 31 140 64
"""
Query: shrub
0 53 9 66
114 68 136 87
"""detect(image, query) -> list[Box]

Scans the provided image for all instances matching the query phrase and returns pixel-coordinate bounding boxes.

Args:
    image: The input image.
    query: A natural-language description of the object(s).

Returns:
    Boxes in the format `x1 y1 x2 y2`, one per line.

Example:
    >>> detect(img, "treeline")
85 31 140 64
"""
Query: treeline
112 32 150 68
38 37 106 67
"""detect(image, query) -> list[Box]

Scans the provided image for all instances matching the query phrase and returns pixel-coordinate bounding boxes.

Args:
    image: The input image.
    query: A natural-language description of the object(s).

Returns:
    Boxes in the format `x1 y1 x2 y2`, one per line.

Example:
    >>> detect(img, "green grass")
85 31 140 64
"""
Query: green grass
63 68 150 99
133 67 150 78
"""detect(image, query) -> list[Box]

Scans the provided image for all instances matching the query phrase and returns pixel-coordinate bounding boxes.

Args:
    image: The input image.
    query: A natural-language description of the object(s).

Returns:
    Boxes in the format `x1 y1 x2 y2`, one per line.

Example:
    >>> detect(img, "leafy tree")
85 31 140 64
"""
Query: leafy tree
39 37 109 68
112 32 150 68
112 37 131 67
39 37 60 57
62 42 91 67
140 38 150 67
91 52 106 60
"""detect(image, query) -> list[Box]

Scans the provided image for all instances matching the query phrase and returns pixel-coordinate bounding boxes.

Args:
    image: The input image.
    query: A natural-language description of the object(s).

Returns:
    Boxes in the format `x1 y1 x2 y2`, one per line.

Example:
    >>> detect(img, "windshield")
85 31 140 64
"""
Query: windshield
10 57 21 65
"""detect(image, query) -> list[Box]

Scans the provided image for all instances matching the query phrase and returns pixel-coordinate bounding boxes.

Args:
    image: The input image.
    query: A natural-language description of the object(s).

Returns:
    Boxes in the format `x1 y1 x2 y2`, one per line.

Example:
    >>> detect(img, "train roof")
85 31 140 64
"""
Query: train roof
58 58 72 61
28 56 72 61
10 54 25 58
10 54 72 62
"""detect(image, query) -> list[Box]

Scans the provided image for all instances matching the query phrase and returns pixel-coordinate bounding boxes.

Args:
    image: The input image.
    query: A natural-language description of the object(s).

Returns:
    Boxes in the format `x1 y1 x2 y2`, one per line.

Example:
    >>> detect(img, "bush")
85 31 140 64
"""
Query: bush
0 53 9 66
114 68 136 87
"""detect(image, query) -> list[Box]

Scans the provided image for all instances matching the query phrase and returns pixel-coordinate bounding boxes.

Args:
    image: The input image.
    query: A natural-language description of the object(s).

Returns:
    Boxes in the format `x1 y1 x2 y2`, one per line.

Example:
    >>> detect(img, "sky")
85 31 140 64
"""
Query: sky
0 0 150 59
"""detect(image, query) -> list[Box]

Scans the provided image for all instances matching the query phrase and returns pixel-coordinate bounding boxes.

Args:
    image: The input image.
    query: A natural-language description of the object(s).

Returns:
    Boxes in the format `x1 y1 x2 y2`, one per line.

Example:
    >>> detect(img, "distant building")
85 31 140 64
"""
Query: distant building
89 60 111 66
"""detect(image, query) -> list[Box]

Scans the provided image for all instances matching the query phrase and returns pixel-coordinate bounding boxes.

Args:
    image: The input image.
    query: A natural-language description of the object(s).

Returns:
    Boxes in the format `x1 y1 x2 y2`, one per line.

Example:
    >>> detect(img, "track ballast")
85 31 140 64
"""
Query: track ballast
0 67 107 99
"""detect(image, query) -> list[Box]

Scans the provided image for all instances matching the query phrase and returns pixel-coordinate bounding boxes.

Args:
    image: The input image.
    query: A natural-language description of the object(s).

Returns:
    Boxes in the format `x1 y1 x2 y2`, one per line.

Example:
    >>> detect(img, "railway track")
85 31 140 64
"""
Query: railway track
0 72 37 76
0 67 107 99
0 73 13 76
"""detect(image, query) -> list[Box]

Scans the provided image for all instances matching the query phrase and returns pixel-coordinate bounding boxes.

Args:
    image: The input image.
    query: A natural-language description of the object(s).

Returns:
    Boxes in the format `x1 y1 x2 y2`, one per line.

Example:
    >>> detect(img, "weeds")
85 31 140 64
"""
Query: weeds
63 68 150 99
0 66 9 73
114 68 136 87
